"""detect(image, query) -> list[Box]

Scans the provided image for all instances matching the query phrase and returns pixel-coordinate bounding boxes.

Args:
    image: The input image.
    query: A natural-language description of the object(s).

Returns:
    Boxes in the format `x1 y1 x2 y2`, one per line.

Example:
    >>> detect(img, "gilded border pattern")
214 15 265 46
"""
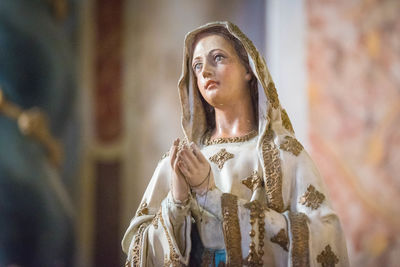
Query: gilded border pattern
130 222 148 266
159 212 180 267
243 200 269 266
221 193 243 267
281 109 295 134
203 129 257 146
289 212 310 267
261 127 284 212
151 209 161 229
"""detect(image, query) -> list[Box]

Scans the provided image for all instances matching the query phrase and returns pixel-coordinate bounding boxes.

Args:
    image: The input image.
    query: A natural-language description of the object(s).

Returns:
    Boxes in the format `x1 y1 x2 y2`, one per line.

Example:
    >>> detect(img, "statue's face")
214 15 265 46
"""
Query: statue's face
192 34 251 108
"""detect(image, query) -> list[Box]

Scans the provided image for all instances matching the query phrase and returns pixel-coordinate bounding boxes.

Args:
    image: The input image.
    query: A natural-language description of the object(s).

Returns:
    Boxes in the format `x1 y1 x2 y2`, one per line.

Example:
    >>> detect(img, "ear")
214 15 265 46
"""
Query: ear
245 72 252 81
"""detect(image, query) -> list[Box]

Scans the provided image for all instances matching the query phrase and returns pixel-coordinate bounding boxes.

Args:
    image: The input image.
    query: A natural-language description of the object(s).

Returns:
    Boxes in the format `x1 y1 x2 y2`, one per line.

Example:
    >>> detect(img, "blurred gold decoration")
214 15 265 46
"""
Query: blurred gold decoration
0 87 64 168
47 0 69 21
366 30 380 59
367 233 388 256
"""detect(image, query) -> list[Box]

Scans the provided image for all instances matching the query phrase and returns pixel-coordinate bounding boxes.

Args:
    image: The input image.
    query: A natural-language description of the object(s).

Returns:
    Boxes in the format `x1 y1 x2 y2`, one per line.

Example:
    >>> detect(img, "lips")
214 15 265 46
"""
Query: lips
205 80 219 90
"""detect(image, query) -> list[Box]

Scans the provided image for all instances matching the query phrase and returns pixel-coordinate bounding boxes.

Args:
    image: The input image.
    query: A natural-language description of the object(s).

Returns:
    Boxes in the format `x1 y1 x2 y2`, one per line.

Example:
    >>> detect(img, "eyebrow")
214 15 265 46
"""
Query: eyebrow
192 48 226 62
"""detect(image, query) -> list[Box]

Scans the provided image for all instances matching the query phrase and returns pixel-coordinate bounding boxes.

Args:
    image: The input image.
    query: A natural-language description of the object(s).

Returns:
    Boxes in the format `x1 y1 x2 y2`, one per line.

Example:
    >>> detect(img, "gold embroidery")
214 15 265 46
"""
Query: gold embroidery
131 222 148 266
159 212 180 267
261 126 284 212
281 109 294 134
241 170 263 192
270 228 289 251
299 185 325 210
289 212 310 267
136 202 149 217
203 130 257 146
244 200 269 266
266 82 280 109
151 209 161 229
317 245 339 267
279 136 304 156
209 149 234 169
221 193 243 267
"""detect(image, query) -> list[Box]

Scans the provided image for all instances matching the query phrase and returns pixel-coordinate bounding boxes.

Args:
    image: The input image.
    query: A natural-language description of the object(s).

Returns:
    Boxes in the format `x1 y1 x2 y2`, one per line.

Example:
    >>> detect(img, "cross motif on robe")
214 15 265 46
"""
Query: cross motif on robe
209 148 234 169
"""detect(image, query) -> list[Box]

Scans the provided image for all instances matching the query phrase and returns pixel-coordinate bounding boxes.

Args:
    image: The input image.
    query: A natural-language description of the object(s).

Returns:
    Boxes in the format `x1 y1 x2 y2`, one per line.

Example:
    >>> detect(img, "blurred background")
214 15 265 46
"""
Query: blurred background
0 0 398 266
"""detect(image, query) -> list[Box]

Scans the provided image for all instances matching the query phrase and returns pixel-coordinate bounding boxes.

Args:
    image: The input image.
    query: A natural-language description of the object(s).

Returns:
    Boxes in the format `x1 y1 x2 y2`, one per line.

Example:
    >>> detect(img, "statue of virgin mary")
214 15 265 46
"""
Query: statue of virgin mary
122 21 349 267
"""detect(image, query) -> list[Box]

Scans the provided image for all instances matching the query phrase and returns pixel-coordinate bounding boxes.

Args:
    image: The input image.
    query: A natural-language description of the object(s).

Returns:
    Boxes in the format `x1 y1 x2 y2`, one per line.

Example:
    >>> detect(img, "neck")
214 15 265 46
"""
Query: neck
212 98 257 139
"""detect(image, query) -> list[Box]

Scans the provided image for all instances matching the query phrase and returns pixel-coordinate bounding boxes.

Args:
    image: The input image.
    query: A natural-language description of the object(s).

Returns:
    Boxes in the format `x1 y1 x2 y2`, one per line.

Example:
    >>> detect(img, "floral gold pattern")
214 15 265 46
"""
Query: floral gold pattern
203 130 257 146
209 149 234 169
136 201 149 217
281 109 294 134
299 185 325 210
317 245 339 267
242 170 263 192
261 126 284 212
244 200 269 266
289 212 310 267
279 136 304 156
221 193 243 267
270 228 289 251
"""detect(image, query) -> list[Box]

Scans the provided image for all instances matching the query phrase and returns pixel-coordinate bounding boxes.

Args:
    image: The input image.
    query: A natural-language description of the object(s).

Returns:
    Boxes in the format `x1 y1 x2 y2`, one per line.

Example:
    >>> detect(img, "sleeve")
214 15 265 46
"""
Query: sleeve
283 149 349 267
121 158 193 267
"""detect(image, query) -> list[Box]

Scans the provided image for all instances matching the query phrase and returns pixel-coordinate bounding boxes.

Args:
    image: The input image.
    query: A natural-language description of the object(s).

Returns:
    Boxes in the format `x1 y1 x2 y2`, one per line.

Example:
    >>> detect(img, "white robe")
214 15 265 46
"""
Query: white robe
122 135 349 267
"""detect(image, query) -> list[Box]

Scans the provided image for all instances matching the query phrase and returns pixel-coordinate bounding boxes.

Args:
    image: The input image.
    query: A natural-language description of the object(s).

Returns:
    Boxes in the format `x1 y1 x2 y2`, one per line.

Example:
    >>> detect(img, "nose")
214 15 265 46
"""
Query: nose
201 62 213 78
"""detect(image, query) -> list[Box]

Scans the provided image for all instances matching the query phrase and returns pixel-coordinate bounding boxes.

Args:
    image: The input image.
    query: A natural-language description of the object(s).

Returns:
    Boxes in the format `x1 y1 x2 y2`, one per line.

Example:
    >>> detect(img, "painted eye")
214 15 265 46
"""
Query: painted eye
214 54 224 62
193 63 202 72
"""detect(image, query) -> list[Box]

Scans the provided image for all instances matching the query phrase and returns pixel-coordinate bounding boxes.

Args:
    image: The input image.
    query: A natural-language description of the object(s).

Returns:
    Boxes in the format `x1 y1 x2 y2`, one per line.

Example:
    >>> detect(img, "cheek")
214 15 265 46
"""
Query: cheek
196 76 204 92
195 77 206 97
218 65 240 82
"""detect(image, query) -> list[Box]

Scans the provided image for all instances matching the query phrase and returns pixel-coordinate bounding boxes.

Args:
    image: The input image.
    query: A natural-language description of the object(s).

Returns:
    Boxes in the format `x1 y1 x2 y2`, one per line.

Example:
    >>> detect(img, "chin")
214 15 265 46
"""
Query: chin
205 96 229 109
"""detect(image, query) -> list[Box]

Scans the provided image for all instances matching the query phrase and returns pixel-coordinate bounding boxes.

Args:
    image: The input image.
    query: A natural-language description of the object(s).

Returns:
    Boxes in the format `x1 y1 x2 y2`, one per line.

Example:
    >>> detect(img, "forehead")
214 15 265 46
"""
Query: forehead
192 34 236 59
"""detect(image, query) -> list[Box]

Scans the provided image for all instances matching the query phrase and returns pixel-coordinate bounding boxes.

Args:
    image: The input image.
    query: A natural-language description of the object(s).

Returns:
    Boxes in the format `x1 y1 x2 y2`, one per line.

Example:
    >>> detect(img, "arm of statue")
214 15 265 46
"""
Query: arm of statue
121 139 193 267
281 149 349 267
